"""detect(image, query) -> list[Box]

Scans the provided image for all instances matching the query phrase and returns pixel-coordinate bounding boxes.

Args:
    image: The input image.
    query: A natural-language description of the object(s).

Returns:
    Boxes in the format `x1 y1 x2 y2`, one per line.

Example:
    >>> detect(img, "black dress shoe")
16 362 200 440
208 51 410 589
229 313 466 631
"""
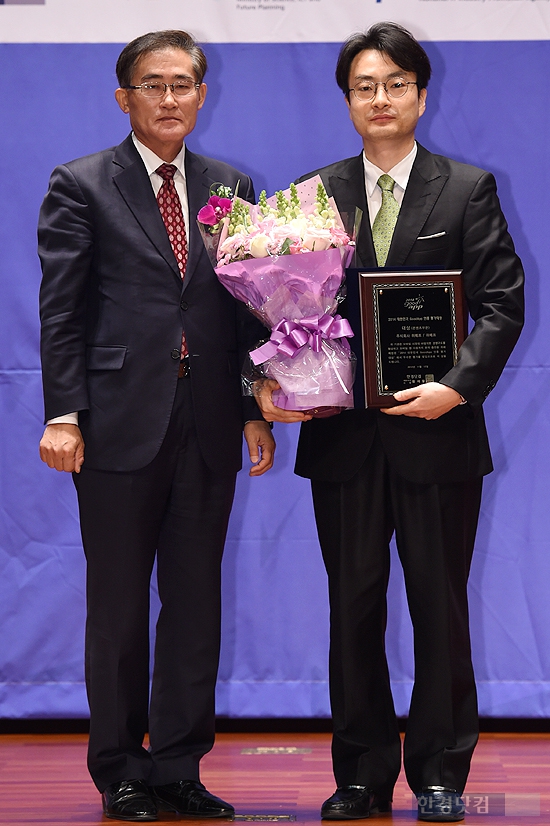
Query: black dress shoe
102 779 158 821
416 787 465 822
321 786 392 819
150 780 235 818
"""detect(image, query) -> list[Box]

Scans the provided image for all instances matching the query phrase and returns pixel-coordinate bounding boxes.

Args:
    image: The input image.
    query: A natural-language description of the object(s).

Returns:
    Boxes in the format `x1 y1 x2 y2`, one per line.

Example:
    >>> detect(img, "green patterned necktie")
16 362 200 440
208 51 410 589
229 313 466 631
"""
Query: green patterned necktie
372 174 400 266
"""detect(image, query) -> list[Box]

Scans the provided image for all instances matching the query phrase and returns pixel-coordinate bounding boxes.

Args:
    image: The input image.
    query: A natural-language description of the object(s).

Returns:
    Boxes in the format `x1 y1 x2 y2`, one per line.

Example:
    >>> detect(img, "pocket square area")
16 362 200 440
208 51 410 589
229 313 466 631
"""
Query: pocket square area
417 231 447 240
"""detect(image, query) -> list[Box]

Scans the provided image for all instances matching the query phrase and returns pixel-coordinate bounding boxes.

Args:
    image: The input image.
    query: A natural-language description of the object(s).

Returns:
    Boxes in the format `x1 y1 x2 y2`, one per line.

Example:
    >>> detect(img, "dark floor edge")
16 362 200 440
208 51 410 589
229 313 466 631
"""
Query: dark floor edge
1 717 550 735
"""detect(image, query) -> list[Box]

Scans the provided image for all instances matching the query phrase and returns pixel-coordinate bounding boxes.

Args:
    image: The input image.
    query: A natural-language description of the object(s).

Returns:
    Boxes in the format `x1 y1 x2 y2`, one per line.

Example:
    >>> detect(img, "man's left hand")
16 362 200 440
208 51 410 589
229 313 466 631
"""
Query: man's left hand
244 421 276 476
381 382 463 420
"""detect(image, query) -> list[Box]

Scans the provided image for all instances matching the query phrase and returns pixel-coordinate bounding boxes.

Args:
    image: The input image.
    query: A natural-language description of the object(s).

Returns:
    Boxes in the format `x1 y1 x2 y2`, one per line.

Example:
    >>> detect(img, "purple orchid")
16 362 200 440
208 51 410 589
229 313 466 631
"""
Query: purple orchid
197 203 218 226
209 195 233 217
198 195 234 227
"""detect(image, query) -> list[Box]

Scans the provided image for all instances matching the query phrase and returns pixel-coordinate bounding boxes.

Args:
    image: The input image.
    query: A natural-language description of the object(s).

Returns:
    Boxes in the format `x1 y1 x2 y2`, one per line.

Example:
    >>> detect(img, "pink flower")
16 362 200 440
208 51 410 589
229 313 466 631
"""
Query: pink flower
329 226 351 246
289 241 304 254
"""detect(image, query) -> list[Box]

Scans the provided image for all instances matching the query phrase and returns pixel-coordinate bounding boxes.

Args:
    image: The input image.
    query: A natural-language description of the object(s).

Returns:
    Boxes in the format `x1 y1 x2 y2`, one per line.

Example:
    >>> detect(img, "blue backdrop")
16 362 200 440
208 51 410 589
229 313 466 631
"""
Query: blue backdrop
0 40 547 719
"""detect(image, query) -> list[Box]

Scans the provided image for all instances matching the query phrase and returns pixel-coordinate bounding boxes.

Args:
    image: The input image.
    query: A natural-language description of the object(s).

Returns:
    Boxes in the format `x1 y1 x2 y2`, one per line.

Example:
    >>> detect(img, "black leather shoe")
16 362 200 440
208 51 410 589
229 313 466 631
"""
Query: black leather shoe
417 787 465 822
150 780 235 818
321 786 392 819
102 779 158 821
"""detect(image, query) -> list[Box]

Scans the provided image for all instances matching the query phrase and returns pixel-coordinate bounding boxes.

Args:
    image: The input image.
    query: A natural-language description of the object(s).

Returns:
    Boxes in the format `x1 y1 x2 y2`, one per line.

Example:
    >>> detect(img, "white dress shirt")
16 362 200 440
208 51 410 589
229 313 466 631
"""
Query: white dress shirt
363 142 417 226
132 134 190 234
48 135 188 427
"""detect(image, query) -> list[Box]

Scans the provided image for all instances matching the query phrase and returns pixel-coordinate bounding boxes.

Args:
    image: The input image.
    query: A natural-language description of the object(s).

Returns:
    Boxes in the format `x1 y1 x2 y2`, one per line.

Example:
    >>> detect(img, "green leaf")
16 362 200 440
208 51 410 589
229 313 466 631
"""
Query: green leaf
279 238 292 256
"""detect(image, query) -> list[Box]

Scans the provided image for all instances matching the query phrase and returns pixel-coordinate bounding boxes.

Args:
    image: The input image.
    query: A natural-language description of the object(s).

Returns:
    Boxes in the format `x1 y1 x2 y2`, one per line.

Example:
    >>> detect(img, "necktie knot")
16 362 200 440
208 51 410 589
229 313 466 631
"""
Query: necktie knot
156 163 177 181
377 173 395 194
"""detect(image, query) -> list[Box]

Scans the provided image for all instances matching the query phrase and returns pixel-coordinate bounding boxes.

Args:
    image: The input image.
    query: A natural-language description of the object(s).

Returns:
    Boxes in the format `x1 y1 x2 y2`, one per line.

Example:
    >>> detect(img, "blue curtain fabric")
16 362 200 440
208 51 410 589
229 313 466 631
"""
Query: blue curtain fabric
0 41 546 718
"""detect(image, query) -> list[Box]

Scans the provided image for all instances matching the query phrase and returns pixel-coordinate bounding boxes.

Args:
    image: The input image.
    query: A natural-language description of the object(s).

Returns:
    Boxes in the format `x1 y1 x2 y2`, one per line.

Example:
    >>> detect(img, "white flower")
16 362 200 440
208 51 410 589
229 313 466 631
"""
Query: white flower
249 234 271 258
287 216 309 236
302 228 332 252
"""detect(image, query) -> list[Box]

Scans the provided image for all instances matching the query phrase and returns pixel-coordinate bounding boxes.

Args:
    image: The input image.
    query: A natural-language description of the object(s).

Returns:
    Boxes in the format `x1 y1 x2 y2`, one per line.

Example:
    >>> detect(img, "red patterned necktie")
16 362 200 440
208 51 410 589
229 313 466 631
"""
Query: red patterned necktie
156 163 188 359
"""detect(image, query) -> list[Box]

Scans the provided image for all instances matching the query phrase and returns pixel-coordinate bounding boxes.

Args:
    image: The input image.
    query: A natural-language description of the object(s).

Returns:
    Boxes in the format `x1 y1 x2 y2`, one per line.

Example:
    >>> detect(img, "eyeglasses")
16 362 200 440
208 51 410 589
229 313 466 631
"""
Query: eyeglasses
124 81 201 98
349 79 418 102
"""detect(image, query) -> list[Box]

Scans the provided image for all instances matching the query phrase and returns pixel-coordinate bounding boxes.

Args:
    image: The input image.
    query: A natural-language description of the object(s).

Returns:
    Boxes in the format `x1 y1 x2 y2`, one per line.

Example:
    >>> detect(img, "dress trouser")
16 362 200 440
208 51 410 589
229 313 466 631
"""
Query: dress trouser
311 431 482 798
73 376 237 792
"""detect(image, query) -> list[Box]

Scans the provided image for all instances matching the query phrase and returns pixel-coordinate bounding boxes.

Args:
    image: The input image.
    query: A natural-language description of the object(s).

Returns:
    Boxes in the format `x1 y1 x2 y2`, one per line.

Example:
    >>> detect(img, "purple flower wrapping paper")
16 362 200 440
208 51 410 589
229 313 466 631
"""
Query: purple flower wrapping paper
215 246 356 412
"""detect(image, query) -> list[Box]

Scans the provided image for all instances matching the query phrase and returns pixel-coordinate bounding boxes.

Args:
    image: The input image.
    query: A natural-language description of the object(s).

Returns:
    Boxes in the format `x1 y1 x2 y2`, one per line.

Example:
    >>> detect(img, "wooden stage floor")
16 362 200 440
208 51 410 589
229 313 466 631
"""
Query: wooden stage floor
1 732 549 825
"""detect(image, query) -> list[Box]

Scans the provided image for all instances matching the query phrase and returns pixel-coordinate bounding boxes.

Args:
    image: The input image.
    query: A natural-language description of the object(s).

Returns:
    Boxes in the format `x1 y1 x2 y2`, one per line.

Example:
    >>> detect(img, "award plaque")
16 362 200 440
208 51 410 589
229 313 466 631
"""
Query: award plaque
358 270 467 407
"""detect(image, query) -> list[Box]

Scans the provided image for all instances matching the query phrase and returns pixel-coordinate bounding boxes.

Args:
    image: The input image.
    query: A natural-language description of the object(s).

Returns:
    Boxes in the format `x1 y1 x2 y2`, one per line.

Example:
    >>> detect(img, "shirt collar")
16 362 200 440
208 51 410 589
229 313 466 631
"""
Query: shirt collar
131 133 186 181
363 142 417 197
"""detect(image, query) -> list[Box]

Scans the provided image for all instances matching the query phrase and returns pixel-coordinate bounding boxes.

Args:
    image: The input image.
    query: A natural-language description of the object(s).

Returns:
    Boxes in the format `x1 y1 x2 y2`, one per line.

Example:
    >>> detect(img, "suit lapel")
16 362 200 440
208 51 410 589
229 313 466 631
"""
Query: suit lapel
112 136 182 285
387 144 448 267
326 154 377 268
183 150 211 290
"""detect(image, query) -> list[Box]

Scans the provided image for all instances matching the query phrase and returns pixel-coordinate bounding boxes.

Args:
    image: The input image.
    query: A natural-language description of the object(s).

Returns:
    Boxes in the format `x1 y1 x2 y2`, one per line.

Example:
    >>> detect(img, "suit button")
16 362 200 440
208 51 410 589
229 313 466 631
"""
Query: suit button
171 349 180 360
180 300 188 311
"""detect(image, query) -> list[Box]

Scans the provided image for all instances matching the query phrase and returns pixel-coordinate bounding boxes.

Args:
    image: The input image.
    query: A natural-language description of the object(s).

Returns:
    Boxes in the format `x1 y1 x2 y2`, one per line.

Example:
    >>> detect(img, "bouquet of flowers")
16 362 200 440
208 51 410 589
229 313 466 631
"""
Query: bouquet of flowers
197 177 357 415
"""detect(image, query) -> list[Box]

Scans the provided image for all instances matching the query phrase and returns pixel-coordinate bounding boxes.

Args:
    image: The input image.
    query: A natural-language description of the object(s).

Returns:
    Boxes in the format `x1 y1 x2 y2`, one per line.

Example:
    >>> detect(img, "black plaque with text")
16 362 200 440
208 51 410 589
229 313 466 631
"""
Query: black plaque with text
358 270 467 407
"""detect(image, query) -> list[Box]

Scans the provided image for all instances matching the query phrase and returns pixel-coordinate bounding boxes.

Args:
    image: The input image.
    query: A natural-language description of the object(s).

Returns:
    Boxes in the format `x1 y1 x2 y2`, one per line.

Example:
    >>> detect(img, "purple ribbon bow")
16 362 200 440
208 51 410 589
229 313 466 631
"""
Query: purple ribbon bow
250 313 353 366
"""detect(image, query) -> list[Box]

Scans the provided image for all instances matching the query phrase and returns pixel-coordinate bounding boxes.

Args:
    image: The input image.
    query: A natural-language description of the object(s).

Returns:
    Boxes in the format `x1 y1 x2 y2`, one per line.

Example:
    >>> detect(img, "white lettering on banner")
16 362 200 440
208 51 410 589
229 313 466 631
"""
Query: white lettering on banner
1 0 550 42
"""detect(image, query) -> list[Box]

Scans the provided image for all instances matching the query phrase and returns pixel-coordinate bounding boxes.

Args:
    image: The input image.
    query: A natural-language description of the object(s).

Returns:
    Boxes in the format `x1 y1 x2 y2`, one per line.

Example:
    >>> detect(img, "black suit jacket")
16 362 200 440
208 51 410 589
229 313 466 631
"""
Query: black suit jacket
295 145 524 484
39 134 264 473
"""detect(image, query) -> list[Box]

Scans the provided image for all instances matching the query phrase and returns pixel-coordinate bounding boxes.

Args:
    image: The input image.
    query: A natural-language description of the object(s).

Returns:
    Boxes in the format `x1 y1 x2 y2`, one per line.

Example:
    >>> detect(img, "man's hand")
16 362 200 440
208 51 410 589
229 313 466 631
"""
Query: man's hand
253 379 313 424
244 421 276 476
39 423 85 473
381 382 463 420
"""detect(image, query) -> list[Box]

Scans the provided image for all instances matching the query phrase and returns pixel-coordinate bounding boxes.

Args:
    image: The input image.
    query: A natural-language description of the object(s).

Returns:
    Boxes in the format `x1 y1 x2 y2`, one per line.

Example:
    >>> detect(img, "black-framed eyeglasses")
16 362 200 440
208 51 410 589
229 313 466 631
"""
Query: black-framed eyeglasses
349 79 418 102
124 81 201 98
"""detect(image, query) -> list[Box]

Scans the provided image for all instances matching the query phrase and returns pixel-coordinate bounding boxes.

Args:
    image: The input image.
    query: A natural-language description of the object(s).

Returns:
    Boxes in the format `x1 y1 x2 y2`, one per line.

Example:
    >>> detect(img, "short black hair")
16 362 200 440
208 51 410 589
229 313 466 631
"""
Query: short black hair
336 22 431 100
116 30 207 88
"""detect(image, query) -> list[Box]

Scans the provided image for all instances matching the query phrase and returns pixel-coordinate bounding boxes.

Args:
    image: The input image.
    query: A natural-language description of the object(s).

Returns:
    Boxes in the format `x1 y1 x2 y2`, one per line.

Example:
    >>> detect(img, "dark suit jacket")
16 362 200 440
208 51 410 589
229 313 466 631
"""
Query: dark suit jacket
295 144 524 484
39 134 264 474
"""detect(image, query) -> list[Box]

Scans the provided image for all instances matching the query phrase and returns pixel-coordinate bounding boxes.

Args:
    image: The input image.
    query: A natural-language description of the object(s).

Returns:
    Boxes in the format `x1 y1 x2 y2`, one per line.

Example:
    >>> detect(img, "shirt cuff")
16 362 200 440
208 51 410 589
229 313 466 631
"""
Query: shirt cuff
47 412 79 426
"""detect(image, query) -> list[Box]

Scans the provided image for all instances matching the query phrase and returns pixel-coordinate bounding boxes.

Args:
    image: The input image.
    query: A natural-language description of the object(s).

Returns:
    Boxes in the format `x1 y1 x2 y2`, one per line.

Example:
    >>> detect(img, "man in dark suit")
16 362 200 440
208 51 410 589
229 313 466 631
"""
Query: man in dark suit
257 23 524 823
38 30 274 822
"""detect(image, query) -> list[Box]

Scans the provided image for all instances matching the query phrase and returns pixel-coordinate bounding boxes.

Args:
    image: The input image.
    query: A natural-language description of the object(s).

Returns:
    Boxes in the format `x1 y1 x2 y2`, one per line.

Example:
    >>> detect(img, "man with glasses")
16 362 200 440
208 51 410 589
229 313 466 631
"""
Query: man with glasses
257 22 523 823
38 30 274 822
